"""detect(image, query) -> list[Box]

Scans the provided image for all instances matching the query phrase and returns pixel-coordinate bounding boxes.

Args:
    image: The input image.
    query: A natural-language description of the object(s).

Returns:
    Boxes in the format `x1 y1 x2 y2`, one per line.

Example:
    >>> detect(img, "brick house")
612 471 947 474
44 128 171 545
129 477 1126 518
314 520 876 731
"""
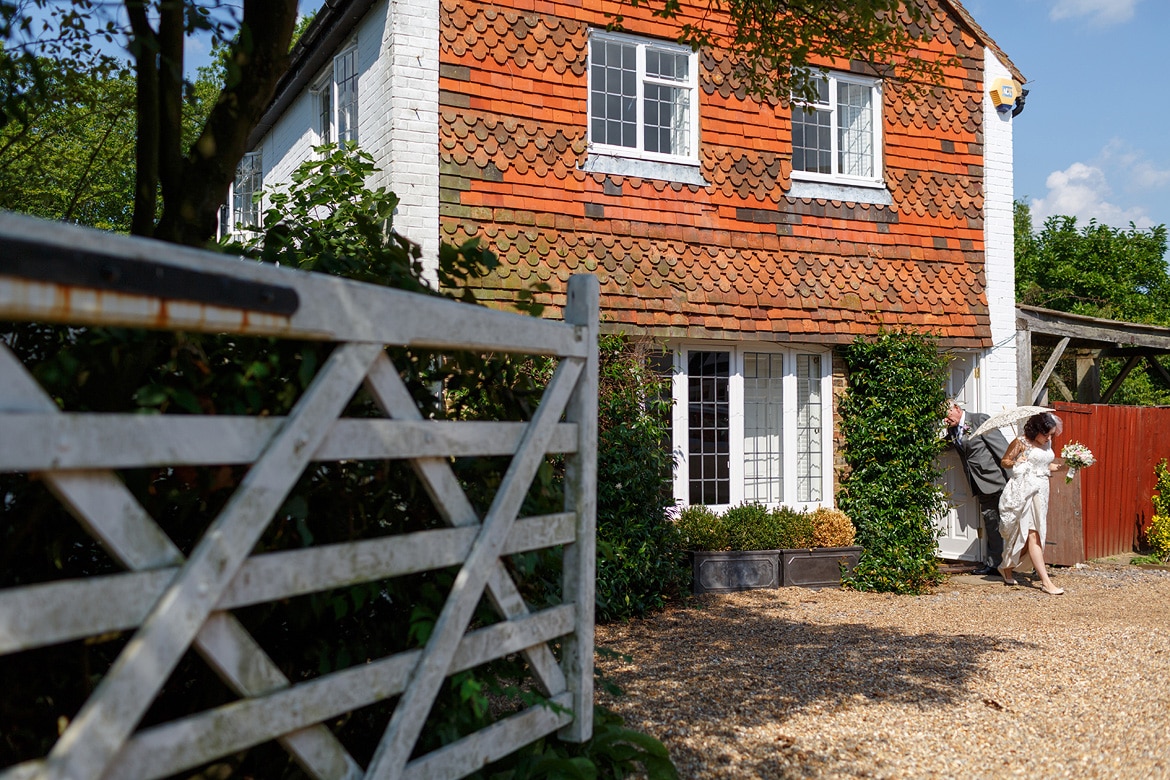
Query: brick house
239 0 1025 561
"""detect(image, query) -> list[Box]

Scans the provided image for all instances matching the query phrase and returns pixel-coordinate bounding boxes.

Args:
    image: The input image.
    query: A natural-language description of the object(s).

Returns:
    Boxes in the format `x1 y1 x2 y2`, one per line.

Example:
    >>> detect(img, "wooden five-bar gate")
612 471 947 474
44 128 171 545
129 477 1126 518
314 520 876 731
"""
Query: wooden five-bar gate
0 212 598 780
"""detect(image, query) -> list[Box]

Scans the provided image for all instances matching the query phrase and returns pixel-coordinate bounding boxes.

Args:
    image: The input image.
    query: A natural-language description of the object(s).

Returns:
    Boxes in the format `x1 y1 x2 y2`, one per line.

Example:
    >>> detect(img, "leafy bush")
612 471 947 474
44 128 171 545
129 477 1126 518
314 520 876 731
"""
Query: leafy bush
723 502 780 550
677 504 853 551
674 504 728 551
837 328 948 594
593 335 688 622
1147 460 1170 562
811 507 857 548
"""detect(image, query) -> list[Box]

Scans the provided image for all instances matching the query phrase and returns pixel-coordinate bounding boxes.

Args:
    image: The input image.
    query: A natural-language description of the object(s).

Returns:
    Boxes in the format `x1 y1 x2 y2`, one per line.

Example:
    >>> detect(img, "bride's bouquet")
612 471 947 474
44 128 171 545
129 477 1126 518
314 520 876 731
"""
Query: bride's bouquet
1061 442 1096 483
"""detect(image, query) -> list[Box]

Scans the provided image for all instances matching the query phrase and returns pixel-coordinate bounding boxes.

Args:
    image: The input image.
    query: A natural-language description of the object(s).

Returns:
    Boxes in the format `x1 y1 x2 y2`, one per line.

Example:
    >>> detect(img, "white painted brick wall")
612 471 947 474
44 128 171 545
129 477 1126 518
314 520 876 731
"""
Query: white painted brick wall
253 0 441 283
982 48 1019 413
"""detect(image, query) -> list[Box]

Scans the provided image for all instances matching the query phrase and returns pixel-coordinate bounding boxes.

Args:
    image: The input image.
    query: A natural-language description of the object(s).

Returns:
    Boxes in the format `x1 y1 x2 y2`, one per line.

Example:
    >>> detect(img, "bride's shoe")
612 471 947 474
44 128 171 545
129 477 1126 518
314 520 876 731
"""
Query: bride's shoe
998 567 1017 586
1042 585 1065 595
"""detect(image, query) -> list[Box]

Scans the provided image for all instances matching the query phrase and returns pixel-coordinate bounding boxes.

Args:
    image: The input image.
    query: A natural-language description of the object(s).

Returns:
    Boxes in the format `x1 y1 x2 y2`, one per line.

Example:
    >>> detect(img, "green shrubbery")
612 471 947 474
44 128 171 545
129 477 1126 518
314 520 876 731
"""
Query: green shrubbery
674 503 854 551
837 328 949 594
1146 460 1170 563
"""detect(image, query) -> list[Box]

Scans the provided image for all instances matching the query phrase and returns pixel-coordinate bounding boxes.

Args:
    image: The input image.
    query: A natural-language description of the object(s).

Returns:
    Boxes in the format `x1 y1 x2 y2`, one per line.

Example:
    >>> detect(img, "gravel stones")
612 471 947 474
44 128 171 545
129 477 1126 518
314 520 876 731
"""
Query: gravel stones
595 563 1170 779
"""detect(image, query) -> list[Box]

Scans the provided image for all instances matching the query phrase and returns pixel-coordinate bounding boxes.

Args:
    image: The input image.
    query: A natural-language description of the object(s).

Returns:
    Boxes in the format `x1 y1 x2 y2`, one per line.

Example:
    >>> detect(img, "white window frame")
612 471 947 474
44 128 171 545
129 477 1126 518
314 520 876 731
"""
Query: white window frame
223 151 263 237
669 342 834 510
587 30 699 165
314 46 358 146
790 70 883 188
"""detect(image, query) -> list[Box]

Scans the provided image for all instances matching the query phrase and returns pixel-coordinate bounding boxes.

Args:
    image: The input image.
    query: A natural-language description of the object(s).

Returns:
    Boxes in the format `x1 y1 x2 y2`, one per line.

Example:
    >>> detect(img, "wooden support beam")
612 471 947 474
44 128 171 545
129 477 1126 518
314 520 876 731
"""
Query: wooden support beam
1031 336 1069 405
1075 350 1102 403
1016 329 1033 406
1101 356 1142 404
1050 373 1074 402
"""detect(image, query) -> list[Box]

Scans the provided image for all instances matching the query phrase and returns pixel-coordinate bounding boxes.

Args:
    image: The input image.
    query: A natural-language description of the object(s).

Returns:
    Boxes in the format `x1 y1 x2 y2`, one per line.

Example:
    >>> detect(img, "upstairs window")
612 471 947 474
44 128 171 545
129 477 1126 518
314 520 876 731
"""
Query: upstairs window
791 72 882 186
225 151 262 235
588 31 698 163
316 47 358 145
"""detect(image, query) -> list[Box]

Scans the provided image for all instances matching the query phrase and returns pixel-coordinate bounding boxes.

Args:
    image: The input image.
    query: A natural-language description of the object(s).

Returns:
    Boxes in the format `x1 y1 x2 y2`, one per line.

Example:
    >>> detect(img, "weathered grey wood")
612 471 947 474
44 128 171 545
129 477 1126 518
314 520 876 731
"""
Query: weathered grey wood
1049 372 1073 403
43 343 382 780
1075 350 1102 402
0 345 362 778
0 216 599 780
1031 336 1069 405
1101 355 1142 403
98 606 575 780
0 416 577 472
362 354 568 697
0 212 586 357
558 274 599 743
1149 355 1170 387
0 514 575 654
1017 304 1170 350
365 356 584 780
402 693 575 780
1016 329 1033 405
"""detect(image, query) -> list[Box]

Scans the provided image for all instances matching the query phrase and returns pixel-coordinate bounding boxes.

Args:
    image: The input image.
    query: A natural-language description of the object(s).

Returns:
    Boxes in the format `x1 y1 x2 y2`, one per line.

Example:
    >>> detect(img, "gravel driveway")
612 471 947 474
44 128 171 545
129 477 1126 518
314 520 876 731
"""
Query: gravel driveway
595 562 1170 779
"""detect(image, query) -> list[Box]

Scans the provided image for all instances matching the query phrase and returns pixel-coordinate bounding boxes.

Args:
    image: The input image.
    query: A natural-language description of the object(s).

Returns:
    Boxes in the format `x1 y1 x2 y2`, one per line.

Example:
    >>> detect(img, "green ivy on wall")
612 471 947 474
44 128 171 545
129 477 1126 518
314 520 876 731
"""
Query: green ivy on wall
837 328 949 594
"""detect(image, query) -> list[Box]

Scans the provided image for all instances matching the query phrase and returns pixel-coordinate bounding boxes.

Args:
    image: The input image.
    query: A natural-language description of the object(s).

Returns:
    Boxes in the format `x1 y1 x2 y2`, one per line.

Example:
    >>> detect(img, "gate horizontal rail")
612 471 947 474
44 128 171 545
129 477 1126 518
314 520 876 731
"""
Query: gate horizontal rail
0 212 598 780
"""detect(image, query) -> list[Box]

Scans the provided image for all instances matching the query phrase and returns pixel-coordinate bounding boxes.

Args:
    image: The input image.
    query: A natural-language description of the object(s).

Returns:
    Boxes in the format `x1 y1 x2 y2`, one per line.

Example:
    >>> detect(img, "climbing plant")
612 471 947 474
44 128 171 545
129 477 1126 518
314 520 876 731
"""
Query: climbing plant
837 328 949 594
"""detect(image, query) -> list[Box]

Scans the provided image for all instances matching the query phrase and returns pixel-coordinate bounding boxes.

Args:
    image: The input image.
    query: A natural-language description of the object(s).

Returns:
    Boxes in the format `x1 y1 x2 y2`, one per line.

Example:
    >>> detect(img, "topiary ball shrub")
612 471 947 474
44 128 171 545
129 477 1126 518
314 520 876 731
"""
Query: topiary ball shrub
771 505 814 549
674 504 728 551
811 507 856 548
723 502 784 550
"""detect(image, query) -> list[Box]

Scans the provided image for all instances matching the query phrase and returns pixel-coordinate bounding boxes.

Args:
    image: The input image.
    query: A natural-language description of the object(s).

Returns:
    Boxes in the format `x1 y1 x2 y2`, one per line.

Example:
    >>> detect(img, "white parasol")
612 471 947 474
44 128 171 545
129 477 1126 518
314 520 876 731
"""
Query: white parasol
970 405 1053 437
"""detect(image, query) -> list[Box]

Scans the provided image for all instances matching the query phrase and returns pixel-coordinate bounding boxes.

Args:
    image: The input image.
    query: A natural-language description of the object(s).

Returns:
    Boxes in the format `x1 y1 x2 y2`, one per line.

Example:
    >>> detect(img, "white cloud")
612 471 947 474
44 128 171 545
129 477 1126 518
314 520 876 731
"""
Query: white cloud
1049 0 1140 25
1030 161 1155 229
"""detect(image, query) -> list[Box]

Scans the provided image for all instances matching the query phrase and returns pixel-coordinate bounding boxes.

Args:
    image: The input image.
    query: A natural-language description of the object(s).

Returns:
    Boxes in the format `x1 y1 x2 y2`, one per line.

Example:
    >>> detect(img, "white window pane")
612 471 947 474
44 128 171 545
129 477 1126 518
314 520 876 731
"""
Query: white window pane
688 351 730 505
335 49 358 144
743 352 783 504
837 82 872 177
796 354 822 502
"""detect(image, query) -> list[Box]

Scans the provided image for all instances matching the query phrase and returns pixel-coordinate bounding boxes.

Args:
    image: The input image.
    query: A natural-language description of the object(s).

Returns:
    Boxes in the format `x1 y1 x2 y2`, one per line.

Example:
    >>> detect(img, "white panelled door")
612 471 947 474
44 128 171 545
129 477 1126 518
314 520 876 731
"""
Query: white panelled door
936 353 982 561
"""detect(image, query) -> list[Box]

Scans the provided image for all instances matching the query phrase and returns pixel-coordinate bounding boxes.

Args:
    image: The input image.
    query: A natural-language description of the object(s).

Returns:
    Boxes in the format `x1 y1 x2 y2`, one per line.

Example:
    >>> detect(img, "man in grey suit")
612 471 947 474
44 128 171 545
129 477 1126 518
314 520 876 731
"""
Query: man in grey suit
944 400 1009 575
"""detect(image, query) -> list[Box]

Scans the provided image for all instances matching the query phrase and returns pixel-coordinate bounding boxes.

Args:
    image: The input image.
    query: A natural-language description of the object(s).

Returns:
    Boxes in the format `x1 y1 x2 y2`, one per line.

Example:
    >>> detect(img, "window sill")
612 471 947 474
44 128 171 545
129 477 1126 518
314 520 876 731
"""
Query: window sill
786 179 892 206
581 153 708 186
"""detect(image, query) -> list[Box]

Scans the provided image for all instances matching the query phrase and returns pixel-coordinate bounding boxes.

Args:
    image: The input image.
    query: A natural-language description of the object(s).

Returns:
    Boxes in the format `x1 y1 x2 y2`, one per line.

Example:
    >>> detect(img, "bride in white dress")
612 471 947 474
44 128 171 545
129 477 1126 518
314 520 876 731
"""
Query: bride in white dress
997 412 1067 595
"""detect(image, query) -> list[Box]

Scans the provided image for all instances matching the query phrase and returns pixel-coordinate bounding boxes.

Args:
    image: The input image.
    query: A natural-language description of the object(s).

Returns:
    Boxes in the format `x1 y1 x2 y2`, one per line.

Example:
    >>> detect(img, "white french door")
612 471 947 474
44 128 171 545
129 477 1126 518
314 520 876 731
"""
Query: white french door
936 353 982 561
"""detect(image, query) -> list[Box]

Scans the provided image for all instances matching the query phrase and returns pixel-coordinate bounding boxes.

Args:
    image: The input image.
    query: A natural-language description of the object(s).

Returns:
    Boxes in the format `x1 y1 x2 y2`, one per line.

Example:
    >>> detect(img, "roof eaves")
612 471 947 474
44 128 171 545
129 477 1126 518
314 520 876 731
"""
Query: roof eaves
941 0 1026 83
248 0 372 149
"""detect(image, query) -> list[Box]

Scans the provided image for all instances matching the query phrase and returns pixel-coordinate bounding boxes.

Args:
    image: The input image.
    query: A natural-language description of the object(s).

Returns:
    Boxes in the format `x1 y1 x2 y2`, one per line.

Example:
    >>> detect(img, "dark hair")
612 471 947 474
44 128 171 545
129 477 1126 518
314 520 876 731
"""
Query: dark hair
1023 412 1058 441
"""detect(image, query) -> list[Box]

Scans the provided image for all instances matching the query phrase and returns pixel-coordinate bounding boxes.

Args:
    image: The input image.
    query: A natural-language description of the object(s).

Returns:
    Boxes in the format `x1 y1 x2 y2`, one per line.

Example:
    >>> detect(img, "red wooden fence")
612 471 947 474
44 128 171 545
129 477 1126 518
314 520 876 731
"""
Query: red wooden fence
1053 402 1170 560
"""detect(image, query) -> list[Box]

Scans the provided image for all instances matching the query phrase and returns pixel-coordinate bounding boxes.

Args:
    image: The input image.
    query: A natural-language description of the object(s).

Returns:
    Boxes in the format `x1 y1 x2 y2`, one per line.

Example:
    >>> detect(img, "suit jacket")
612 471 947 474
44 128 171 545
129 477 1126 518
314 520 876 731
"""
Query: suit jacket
947 411 1010 497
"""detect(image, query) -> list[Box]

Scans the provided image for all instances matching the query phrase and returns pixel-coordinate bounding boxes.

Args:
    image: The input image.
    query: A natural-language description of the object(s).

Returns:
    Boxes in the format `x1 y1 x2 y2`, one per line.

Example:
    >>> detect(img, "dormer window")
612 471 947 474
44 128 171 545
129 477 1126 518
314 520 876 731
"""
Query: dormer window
791 71 882 187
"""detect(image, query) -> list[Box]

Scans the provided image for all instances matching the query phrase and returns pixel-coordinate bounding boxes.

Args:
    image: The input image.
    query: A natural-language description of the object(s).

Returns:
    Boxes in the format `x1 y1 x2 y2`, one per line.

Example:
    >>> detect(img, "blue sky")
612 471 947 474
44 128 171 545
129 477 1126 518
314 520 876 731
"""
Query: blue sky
967 0 1169 233
184 0 1166 235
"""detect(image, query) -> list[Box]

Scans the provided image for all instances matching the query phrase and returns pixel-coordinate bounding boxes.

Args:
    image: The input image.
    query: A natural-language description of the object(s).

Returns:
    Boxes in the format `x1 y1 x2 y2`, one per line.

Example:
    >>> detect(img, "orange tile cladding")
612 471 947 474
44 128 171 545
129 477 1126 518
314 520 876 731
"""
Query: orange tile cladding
438 0 998 348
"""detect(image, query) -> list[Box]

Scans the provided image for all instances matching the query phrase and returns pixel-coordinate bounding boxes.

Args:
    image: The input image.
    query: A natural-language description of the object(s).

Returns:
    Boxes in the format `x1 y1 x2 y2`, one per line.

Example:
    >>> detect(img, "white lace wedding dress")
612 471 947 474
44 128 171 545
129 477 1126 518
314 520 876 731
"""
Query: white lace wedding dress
997 439 1054 569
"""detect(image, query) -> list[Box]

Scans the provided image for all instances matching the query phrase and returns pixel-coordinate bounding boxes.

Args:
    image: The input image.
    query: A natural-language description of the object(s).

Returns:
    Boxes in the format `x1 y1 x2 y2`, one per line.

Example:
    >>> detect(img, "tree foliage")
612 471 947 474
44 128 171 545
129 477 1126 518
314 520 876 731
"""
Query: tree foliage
621 0 951 102
1015 201 1170 323
2 0 298 245
1015 200 1170 405
837 328 948 594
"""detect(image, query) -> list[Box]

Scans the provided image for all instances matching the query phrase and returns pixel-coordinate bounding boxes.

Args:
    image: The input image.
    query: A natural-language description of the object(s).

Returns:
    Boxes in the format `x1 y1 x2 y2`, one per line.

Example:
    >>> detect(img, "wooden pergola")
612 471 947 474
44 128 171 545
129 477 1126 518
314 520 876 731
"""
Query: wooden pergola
1016 304 1170 405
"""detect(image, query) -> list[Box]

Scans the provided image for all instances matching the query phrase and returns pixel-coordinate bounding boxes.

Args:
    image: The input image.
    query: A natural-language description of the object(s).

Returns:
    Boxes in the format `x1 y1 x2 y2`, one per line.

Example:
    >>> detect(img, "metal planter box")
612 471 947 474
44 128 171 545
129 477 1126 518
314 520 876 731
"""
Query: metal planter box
691 550 782 594
781 546 863 588
691 547 863 593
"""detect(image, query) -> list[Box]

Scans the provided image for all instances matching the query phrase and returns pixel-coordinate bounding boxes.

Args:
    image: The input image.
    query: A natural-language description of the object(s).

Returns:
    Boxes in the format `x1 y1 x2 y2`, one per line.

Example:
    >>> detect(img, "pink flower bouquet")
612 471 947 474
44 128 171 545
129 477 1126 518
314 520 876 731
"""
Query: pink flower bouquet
1061 442 1096 483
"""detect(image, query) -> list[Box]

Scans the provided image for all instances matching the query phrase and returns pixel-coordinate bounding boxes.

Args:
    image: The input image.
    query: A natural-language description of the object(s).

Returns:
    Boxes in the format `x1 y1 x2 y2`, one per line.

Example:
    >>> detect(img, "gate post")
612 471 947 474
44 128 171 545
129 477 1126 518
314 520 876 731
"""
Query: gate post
559 274 598 742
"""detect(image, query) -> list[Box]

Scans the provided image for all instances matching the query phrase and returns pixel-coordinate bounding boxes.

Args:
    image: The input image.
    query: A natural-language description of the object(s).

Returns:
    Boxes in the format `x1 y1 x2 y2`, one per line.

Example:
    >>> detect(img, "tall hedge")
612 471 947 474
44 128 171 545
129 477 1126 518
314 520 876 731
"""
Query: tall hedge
837 328 948 593
594 335 687 621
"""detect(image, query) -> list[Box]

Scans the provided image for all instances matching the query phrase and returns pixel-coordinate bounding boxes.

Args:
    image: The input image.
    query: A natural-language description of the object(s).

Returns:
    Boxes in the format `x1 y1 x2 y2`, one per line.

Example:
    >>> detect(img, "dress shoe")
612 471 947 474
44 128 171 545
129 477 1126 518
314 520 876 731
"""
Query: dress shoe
970 564 995 576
